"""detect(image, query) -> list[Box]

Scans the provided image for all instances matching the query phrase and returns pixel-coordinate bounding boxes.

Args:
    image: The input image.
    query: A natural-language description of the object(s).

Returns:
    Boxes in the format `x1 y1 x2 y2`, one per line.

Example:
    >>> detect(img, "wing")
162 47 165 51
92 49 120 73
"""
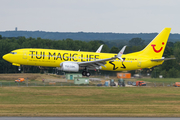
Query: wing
78 46 126 70
78 57 115 69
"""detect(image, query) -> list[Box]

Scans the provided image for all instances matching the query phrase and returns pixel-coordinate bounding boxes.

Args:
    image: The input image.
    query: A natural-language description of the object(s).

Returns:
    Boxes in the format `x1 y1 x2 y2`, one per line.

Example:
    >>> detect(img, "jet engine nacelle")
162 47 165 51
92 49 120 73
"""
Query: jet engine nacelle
60 62 79 72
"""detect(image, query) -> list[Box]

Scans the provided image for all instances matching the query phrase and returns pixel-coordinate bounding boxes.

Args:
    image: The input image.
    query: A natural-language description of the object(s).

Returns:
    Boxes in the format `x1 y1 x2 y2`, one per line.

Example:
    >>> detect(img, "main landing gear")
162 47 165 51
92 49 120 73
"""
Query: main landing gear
82 67 91 77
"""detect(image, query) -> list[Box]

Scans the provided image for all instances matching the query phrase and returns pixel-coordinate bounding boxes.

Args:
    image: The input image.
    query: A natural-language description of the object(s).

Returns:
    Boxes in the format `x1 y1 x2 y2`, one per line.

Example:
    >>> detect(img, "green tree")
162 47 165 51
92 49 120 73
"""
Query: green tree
129 38 145 46
174 48 180 63
163 46 173 58
167 67 179 78
160 70 168 78
151 67 162 78
109 46 120 53
166 42 174 47
101 44 110 53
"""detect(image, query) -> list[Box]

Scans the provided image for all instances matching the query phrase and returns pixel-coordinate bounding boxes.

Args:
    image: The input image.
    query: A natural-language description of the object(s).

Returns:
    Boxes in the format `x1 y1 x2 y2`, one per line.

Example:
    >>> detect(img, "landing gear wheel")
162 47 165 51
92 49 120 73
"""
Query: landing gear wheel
82 71 91 77
82 67 91 77
18 66 21 71
82 71 86 76
86 72 91 77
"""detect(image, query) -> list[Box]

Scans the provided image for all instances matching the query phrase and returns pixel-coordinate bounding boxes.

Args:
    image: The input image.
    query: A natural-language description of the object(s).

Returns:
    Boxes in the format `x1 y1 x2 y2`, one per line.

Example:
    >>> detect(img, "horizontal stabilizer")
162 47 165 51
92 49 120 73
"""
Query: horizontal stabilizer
151 58 176 61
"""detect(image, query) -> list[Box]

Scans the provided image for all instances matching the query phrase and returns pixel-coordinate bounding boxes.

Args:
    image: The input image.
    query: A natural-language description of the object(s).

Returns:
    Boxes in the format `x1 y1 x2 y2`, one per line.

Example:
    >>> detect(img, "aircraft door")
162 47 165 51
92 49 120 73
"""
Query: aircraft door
137 58 142 67
70 75 73 80
23 50 28 59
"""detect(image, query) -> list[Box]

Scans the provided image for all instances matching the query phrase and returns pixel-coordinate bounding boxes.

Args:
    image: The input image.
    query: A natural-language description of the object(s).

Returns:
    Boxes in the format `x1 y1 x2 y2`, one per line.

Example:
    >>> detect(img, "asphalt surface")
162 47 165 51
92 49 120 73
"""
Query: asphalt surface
0 117 180 120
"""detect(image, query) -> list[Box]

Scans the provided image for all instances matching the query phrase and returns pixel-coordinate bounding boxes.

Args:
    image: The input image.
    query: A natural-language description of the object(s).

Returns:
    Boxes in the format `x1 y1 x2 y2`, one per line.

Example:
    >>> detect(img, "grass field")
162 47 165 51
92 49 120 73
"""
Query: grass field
139 78 180 83
0 86 180 117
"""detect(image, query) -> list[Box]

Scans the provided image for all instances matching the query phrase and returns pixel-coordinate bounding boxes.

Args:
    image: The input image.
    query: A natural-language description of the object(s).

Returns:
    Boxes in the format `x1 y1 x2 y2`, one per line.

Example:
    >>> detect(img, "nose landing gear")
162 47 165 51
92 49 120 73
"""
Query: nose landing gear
18 66 21 71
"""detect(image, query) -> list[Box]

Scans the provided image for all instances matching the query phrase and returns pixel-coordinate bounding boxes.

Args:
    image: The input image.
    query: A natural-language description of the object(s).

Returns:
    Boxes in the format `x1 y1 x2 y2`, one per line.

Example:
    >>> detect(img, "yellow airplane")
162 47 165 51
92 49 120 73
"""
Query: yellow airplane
3 28 174 77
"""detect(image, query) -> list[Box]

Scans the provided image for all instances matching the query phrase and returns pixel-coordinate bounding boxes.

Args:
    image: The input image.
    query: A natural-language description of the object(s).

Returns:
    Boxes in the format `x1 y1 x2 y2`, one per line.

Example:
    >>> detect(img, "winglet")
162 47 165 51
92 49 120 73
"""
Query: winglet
96 44 103 53
117 46 126 61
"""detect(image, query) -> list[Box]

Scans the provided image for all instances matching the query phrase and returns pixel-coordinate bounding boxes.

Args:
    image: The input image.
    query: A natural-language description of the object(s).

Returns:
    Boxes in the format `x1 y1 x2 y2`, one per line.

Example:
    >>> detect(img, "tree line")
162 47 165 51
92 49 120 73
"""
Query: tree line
0 35 179 78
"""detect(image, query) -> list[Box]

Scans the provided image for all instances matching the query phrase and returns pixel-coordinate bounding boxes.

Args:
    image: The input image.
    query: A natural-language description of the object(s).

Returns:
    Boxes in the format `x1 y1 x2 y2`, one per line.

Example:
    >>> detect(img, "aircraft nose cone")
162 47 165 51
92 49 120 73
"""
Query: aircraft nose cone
2 54 9 61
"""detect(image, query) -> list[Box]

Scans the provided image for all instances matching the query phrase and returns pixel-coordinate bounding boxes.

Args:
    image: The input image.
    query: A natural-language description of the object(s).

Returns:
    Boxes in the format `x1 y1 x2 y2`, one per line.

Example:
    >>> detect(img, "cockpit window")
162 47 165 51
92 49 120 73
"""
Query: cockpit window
10 52 17 54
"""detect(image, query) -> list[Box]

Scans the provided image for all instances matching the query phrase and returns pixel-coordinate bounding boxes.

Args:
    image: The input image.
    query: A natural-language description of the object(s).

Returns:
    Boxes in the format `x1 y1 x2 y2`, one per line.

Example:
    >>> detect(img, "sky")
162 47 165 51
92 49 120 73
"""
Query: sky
1 0 180 33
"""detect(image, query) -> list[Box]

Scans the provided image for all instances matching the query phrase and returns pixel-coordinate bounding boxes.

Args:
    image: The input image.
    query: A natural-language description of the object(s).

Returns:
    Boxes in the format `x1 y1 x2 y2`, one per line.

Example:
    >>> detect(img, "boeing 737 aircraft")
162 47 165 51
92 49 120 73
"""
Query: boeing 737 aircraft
3 28 174 77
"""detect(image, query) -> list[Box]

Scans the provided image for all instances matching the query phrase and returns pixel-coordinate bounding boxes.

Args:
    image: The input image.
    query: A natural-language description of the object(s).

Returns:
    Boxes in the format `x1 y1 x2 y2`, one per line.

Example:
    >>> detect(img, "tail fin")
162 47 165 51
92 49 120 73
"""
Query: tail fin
141 27 171 58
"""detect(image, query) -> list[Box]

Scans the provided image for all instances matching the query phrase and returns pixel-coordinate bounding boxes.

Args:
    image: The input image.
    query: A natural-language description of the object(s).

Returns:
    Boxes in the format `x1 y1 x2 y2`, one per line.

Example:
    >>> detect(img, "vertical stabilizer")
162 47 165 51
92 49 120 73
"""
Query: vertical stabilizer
141 28 171 58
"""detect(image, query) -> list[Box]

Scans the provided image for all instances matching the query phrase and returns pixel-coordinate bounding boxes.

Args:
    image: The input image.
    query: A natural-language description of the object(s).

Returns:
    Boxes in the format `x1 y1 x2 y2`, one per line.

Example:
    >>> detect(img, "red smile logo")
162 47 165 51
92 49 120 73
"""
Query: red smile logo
151 42 164 53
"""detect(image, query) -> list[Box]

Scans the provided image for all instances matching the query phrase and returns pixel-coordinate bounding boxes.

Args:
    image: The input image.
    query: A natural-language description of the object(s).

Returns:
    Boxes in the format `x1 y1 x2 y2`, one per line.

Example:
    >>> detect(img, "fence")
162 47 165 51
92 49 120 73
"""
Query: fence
0 81 176 87
146 82 174 87
0 81 95 87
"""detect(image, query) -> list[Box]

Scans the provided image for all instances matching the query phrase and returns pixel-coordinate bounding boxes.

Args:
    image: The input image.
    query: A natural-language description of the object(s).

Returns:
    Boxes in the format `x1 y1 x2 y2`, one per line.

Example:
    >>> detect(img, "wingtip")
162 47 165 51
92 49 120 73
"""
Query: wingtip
117 45 126 58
